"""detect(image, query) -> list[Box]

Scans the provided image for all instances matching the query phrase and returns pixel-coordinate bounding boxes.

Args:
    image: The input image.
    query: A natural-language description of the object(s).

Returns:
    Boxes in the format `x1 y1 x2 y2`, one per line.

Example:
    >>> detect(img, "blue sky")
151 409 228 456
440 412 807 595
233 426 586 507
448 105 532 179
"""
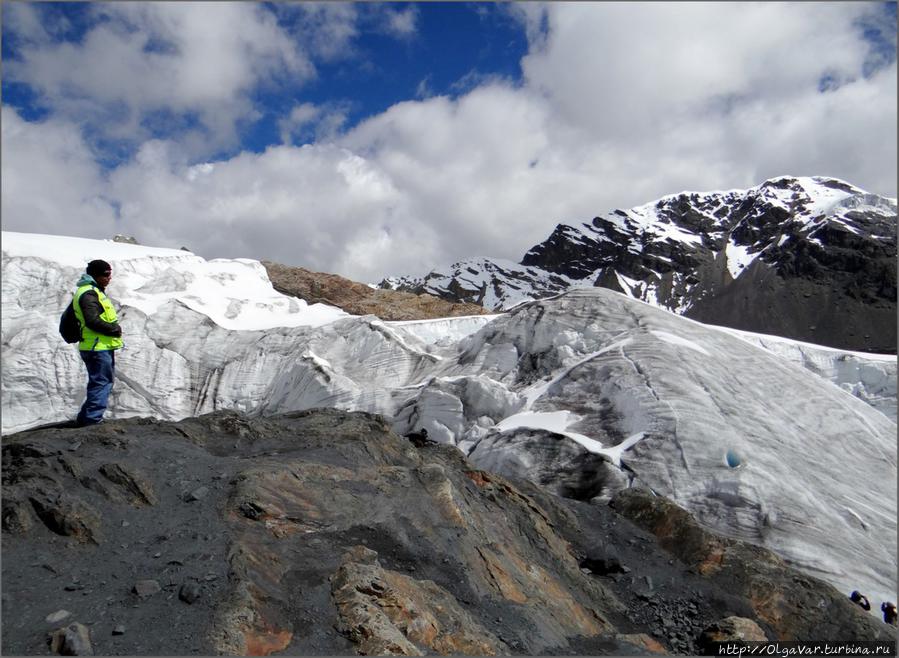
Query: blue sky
3 3 530 164
2 2 896 281
245 4 529 155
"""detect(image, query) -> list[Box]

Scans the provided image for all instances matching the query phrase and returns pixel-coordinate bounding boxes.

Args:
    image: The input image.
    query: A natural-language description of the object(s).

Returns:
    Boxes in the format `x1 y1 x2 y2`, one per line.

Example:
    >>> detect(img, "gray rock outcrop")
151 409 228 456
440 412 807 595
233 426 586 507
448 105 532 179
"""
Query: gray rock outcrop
2 410 893 655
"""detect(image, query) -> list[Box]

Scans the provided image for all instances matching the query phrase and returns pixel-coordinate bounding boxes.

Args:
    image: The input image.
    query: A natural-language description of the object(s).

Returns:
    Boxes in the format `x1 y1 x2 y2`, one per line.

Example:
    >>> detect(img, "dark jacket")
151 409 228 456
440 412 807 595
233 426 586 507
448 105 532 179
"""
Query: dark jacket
75 274 122 337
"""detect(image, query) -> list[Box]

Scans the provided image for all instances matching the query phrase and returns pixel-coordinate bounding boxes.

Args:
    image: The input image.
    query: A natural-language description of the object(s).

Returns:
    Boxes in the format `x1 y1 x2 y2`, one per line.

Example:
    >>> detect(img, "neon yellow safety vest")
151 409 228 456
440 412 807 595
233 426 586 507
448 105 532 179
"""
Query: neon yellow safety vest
73 284 124 352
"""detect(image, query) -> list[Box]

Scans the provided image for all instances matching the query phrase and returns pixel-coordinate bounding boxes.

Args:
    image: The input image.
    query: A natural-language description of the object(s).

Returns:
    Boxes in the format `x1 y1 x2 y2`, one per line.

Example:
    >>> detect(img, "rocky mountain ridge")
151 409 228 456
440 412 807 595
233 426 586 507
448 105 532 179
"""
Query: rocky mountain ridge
2 410 894 656
262 260 488 321
381 176 897 352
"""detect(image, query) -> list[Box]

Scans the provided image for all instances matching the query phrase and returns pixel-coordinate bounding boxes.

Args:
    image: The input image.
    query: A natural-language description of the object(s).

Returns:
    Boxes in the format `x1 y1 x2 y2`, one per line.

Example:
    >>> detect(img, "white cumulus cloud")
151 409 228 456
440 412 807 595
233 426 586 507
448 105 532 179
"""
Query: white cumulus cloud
1 107 118 239
102 138 441 282
5 3 313 156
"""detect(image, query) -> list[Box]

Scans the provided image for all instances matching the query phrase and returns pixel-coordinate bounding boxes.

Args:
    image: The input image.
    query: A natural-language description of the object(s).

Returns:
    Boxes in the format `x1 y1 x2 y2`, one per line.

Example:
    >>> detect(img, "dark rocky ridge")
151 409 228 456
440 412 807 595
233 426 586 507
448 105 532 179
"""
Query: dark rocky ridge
384 177 896 352
2 410 893 655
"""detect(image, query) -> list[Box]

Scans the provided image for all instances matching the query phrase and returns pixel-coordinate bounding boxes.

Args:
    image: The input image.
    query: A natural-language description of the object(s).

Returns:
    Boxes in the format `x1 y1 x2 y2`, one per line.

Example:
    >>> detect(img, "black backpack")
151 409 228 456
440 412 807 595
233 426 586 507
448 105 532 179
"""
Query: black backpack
59 301 82 344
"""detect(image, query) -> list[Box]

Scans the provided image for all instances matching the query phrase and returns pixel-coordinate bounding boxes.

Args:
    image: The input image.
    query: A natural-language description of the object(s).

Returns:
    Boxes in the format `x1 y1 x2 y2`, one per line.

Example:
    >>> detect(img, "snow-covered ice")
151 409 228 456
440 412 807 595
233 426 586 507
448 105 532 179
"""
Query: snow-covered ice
3 231 348 331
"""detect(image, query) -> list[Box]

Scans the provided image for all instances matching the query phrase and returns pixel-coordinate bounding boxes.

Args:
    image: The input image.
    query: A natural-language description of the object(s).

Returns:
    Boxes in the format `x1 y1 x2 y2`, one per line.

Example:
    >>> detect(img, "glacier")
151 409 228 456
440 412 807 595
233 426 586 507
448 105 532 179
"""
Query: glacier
2 230 896 613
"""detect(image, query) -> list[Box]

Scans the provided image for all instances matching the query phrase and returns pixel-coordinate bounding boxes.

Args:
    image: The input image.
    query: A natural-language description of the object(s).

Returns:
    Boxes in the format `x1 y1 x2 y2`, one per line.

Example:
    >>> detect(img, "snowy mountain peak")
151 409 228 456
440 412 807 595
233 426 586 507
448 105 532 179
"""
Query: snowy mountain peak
384 176 897 352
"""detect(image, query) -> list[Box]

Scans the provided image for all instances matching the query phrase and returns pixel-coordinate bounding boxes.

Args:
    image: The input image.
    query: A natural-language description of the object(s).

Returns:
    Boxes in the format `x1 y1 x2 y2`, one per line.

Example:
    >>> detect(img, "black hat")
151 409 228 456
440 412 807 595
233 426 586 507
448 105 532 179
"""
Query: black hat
86 259 112 278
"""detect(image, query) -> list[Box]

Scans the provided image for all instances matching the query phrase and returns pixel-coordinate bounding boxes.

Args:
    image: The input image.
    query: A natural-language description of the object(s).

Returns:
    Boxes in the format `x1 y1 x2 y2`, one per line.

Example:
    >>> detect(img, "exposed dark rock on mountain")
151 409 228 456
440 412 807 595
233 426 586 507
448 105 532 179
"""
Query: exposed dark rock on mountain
383 177 896 352
468 429 632 503
262 260 488 321
609 489 890 642
2 410 892 655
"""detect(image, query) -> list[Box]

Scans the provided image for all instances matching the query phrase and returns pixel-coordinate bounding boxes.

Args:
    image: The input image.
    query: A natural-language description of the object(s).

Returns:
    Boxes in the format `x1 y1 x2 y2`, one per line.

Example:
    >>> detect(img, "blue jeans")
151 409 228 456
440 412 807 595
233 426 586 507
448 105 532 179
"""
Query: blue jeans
77 350 115 425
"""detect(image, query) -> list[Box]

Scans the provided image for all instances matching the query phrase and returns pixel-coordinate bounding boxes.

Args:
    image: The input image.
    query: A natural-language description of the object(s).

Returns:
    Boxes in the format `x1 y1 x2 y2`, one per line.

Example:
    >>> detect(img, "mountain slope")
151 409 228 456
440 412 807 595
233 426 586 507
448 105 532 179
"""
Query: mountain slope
382 176 897 352
262 260 488 321
2 410 893 655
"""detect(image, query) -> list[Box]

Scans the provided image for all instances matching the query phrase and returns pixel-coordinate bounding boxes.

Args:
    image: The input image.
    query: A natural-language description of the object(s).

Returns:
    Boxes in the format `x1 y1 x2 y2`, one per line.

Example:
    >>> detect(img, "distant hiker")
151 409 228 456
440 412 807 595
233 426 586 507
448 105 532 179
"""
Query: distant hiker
72 260 123 426
404 428 435 448
882 602 897 626
849 591 871 611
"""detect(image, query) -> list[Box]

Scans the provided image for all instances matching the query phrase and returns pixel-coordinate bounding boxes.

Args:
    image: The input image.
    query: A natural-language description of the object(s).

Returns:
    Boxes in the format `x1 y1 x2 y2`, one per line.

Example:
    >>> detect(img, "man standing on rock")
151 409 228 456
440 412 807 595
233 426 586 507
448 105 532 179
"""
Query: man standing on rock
73 260 123 426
